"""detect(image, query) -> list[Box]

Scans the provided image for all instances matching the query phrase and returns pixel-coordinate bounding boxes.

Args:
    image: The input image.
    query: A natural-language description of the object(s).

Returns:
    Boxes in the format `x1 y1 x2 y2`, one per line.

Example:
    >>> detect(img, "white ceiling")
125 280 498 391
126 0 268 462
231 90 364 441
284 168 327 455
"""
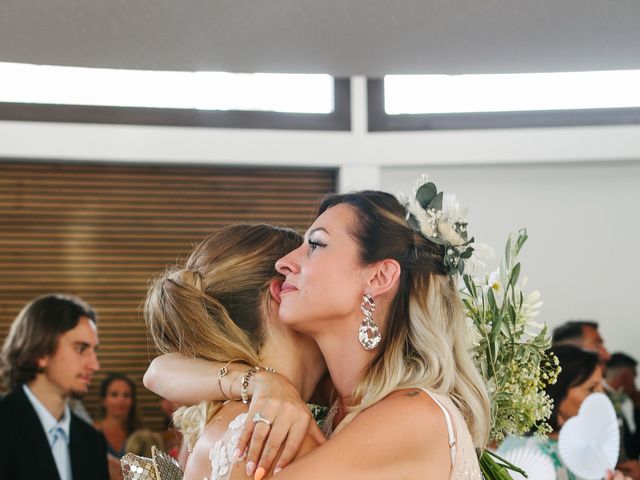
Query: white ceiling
1 0 640 76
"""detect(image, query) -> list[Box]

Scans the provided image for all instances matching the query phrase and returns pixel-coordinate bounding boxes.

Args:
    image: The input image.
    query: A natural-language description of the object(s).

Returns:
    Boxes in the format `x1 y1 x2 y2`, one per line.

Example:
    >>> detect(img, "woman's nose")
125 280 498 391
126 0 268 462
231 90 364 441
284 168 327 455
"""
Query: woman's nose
276 248 300 275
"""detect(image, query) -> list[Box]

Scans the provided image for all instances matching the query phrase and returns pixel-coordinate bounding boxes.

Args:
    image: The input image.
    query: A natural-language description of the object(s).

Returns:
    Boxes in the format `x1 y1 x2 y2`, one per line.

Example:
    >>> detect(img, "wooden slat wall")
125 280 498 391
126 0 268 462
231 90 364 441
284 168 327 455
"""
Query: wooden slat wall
0 160 336 430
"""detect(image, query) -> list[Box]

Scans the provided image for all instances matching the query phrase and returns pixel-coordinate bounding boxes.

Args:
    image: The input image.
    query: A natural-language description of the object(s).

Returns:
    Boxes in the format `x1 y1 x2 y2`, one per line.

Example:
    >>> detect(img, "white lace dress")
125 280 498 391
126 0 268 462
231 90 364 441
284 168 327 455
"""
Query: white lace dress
207 412 247 480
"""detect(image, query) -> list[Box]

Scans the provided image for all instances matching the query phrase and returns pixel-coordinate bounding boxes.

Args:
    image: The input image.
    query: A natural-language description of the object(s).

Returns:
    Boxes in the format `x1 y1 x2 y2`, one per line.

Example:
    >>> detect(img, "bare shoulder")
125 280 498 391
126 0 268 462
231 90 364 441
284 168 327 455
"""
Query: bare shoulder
356 389 450 445
272 389 452 479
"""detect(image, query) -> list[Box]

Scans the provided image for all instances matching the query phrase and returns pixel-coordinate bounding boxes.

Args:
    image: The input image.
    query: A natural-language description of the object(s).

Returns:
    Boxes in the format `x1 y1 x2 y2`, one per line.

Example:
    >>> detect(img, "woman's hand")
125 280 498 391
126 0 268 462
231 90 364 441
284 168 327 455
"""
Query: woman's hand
236 371 326 477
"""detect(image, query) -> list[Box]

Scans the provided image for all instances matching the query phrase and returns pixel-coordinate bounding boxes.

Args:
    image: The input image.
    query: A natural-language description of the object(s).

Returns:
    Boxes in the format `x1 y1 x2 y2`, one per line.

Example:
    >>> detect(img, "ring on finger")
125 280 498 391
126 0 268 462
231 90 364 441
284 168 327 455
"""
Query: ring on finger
252 412 272 427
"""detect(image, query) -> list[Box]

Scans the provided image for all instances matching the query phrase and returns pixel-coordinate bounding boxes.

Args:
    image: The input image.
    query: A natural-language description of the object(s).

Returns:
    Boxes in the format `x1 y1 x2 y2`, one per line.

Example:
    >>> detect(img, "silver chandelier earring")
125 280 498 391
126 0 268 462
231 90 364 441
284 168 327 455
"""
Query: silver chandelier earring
358 293 381 350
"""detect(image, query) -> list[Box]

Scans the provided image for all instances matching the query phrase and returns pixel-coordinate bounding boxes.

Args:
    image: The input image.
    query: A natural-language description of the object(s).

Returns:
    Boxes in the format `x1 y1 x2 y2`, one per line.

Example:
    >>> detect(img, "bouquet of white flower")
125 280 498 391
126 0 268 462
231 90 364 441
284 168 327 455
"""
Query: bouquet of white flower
461 229 561 478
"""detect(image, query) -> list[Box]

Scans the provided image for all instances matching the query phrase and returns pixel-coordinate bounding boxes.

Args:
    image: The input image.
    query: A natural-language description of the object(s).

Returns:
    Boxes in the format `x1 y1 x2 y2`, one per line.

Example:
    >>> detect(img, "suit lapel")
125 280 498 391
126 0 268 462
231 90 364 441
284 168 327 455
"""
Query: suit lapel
13 388 61 479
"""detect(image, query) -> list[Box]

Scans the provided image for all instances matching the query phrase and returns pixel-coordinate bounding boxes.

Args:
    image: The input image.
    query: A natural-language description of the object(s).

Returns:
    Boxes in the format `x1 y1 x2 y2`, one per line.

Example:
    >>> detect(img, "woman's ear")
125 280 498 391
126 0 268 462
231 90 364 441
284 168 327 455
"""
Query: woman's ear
366 259 401 297
269 279 283 305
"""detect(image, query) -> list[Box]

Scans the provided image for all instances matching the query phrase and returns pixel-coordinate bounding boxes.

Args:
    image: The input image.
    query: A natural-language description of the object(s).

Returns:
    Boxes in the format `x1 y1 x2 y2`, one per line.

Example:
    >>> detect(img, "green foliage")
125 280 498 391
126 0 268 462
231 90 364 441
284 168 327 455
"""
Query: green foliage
462 229 560 444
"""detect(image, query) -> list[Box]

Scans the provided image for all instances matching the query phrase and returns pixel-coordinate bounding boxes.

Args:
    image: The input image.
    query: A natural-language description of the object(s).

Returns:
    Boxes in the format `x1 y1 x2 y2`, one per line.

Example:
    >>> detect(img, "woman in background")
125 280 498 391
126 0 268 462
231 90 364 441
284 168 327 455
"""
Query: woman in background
95 372 140 459
499 345 629 480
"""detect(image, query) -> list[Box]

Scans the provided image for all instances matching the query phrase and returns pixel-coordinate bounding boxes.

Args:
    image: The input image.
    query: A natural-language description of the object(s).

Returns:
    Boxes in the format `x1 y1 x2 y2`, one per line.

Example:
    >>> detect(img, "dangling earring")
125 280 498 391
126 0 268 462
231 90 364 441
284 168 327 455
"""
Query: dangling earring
358 293 381 350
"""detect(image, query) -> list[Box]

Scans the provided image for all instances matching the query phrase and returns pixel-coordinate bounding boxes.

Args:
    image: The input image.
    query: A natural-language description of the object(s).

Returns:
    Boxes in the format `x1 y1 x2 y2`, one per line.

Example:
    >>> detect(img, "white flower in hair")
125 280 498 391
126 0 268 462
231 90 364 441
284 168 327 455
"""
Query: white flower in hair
401 175 475 276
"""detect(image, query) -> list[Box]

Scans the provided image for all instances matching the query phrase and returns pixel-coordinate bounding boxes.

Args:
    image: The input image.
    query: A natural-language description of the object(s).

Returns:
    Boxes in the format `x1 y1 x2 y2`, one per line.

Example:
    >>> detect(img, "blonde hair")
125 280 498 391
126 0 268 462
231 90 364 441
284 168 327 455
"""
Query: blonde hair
319 192 491 449
144 224 302 449
124 429 165 457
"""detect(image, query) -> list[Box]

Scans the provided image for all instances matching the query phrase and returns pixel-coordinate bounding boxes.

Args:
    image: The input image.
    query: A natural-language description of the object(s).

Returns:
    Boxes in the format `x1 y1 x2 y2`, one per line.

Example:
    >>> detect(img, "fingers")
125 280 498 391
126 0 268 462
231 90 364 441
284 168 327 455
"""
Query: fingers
307 420 327 445
235 410 256 461
255 419 290 475
272 419 308 473
245 421 273 477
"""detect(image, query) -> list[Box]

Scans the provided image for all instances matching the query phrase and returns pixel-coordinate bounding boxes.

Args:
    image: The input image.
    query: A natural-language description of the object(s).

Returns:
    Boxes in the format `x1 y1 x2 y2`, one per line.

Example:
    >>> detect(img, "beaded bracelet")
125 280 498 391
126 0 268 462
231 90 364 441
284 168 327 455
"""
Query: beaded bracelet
240 366 277 404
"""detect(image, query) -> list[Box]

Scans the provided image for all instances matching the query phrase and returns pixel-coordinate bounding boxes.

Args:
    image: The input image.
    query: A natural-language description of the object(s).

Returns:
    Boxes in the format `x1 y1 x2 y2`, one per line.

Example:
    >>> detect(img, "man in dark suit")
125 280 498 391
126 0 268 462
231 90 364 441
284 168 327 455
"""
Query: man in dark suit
0 294 109 480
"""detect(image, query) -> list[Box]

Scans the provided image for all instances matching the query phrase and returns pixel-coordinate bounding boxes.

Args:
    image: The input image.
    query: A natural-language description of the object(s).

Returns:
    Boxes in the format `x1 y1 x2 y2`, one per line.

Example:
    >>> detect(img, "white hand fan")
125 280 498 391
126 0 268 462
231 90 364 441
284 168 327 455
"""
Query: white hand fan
558 392 619 480
501 446 556 480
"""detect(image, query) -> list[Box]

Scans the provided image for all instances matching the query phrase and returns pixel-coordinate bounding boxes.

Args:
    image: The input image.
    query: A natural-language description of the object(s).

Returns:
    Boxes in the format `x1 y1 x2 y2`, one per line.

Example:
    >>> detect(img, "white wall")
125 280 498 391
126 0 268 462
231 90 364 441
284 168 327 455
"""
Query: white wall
1 77 639 359
382 162 640 361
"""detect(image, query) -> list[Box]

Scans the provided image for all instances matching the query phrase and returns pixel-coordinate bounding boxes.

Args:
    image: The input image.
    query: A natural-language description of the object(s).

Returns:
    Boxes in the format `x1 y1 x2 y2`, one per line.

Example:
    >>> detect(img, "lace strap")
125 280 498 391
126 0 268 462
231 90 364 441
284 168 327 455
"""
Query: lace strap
418 389 457 466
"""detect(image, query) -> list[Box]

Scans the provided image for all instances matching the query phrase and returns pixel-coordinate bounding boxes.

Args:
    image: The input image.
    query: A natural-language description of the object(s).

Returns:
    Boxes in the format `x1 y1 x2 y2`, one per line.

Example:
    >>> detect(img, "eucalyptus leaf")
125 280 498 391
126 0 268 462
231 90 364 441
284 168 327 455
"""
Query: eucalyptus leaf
430 191 444 211
415 182 437 208
460 247 474 259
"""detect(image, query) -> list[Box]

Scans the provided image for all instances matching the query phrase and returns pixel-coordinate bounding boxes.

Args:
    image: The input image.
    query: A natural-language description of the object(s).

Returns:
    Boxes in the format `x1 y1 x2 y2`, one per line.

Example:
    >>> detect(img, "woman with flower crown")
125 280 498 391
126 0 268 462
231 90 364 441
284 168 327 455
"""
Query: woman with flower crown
145 184 491 479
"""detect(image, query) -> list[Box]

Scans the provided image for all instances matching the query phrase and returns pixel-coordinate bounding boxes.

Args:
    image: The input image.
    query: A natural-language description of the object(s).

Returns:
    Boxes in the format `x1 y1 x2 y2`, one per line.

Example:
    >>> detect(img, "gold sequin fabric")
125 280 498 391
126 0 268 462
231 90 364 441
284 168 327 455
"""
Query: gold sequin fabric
120 446 183 480
121 453 156 480
152 446 184 480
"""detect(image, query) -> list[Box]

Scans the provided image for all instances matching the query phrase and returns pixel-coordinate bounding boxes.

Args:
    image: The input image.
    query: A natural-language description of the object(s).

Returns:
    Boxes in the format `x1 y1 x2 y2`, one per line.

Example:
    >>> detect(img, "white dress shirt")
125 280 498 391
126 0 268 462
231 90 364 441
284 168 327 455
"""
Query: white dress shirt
23 384 72 480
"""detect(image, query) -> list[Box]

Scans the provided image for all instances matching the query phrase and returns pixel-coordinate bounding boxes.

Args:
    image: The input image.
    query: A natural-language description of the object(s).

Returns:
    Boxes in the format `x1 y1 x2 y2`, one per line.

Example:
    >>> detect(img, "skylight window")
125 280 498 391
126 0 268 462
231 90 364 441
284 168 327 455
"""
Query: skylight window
385 71 640 114
0 62 334 113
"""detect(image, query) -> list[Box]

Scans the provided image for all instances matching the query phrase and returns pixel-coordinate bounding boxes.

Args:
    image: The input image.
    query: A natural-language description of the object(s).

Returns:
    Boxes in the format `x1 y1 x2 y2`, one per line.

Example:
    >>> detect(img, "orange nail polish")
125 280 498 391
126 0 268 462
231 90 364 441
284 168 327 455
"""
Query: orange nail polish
254 466 266 480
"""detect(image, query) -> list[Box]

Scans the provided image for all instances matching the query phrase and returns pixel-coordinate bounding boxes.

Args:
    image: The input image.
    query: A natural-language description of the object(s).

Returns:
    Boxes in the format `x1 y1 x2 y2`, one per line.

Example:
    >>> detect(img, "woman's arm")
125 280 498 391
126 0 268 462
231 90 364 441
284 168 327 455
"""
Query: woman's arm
143 354 326 474
143 354 226 405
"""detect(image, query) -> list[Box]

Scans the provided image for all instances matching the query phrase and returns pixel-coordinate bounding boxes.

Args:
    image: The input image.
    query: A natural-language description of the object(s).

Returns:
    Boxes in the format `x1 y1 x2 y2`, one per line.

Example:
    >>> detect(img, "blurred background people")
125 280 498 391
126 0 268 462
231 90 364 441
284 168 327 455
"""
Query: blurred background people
499 345 606 479
552 321 640 477
552 320 611 364
159 398 182 459
124 428 165 457
0 294 109 480
95 372 141 459
606 353 640 461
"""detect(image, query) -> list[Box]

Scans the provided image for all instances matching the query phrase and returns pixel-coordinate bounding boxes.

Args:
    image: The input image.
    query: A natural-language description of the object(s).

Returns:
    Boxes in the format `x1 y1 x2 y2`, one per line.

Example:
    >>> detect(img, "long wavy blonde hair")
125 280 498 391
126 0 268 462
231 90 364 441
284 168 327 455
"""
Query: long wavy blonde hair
144 224 302 449
319 192 491 449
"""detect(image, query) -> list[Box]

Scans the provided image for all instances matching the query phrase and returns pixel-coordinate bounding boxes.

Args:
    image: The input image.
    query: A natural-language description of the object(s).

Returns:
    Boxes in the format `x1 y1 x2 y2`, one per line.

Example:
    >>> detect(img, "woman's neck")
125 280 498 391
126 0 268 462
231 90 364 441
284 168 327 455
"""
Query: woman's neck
313 327 377 407
102 414 127 429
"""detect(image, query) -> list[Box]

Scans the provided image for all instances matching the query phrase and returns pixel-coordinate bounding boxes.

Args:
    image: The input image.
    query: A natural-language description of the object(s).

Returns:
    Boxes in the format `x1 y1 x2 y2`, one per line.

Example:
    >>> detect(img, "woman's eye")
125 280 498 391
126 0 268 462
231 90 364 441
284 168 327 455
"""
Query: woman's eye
308 239 326 251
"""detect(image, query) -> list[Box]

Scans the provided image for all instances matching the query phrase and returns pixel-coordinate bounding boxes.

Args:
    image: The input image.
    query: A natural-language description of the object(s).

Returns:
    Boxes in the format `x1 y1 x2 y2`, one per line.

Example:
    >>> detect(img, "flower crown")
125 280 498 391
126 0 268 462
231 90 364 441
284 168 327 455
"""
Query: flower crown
401 176 474 276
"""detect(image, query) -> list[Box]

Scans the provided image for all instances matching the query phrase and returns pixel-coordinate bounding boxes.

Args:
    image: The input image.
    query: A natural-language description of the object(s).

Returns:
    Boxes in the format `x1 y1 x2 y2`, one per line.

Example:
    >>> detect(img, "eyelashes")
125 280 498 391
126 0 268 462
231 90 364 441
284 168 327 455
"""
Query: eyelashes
308 239 327 251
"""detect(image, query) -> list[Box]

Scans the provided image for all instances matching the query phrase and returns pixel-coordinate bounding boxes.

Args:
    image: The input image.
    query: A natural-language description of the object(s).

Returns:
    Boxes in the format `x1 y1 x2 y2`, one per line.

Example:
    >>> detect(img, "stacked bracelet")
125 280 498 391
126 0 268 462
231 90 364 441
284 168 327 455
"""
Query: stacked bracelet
218 359 242 401
240 366 277 404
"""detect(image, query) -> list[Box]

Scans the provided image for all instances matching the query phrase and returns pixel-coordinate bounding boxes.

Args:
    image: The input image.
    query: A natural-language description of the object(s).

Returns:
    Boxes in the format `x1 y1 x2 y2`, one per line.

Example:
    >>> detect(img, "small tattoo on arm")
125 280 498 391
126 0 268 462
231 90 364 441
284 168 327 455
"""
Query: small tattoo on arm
405 391 420 397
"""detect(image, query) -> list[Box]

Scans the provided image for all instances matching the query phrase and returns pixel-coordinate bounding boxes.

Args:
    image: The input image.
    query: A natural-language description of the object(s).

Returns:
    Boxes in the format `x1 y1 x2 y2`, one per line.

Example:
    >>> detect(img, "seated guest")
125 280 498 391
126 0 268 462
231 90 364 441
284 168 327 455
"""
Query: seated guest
553 320 611 364
0 294 109 479
499 345 630 480
124 429 165 457
553 321 640 478
606 353 640 461
95 372 141 459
